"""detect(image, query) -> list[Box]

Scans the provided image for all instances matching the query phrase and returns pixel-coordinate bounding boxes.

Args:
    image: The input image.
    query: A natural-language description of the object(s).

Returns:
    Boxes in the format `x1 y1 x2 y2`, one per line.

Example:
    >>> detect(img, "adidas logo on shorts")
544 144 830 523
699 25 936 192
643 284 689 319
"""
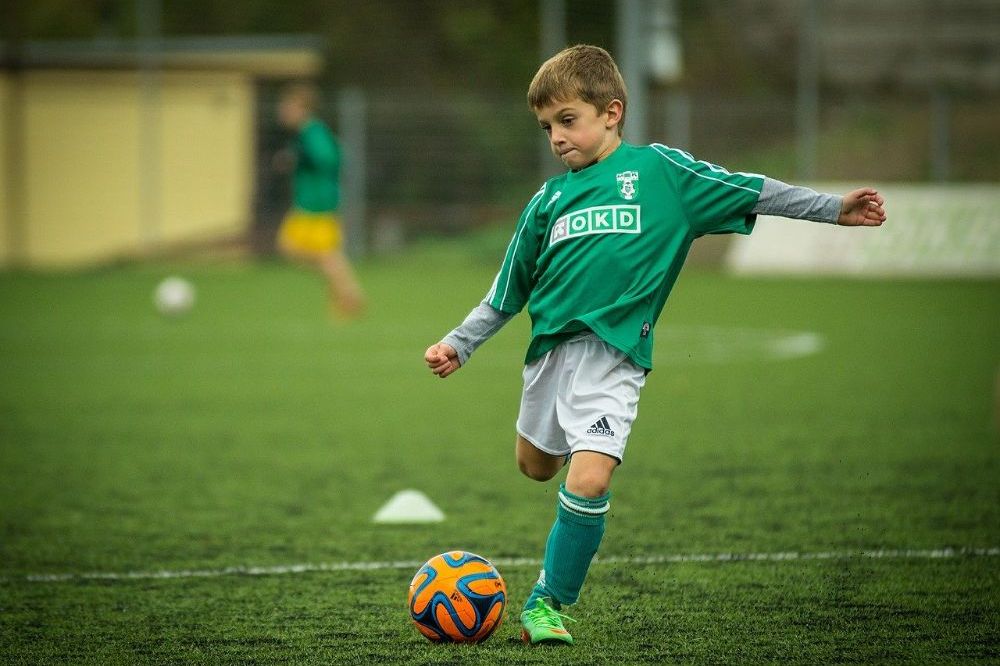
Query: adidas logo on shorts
587 417 615 437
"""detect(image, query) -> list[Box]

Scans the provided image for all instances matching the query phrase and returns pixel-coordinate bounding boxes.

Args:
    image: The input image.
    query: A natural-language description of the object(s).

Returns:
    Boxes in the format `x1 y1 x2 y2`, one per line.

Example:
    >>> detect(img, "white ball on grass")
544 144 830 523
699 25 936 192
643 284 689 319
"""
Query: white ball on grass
154 276 195 317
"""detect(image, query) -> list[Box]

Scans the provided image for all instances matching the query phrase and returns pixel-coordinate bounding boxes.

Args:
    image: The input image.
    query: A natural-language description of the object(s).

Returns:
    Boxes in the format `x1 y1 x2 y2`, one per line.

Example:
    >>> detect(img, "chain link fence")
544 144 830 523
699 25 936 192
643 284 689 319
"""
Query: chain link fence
249 0 999 256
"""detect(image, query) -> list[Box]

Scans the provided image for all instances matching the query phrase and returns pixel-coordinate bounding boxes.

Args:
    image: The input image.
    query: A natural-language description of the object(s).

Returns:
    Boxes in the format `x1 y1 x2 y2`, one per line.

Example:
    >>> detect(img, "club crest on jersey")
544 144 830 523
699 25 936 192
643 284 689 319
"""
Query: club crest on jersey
549 205 641 245
616 170 639 200
545 190 562 210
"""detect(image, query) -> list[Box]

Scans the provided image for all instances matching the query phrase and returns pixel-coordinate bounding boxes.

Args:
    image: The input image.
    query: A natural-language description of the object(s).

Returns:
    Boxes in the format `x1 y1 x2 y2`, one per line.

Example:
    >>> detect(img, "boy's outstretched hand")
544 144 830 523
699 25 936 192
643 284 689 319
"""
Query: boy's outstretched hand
425 343 461 378
838 188 886 227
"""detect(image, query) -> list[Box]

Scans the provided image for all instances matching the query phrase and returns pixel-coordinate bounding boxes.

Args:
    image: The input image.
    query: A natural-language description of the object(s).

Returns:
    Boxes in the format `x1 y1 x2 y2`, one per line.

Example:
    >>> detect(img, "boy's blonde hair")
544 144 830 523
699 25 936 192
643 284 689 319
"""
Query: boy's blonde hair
527 45 628 136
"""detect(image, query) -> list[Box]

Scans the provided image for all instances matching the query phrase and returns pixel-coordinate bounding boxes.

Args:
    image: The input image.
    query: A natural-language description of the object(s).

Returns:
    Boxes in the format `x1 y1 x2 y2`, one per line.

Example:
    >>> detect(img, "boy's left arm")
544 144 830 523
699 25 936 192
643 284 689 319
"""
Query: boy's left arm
836 187 886 227
752 178 885 226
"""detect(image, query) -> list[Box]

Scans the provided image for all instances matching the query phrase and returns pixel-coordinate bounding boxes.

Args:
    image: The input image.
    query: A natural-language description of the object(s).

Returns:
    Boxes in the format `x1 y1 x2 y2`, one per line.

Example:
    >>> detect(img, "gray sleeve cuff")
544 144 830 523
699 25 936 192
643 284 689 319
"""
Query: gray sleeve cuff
441 300 514 366
752 177 842 224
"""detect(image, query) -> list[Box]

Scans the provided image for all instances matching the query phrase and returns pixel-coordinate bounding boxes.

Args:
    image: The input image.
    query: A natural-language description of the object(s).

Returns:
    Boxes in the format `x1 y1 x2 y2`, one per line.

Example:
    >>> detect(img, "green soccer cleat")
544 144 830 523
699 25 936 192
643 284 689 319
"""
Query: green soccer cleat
520 598 575 645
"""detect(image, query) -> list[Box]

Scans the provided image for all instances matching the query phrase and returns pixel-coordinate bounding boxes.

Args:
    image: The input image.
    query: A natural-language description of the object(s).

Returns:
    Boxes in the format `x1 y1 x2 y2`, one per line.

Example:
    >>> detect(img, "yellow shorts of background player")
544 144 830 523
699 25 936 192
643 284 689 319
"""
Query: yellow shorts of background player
278 210 343 256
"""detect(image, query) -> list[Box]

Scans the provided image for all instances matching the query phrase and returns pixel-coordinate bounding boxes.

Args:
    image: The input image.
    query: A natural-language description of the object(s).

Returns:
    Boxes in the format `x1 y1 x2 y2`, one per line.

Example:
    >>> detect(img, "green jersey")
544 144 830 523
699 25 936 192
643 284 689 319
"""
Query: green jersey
293 118 341 213
487 142 764 370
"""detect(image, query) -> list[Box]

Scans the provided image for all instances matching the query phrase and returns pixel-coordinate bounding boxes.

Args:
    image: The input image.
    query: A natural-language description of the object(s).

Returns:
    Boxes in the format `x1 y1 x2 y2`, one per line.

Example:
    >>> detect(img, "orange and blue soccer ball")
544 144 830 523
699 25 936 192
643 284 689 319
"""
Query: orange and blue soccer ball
407 551 507 643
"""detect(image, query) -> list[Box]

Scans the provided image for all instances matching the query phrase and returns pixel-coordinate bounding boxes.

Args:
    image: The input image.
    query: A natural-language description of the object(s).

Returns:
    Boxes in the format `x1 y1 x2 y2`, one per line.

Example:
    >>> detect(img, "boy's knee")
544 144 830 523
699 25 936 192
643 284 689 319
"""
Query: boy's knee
515 436 563 482
565 451 617 498
517 456 559 482
565 473 609 498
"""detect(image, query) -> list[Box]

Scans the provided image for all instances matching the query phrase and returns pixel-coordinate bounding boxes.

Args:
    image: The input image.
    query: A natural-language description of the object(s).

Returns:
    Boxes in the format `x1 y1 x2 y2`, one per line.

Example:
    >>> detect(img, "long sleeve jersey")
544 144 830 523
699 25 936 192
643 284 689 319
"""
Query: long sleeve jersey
444 142 841 371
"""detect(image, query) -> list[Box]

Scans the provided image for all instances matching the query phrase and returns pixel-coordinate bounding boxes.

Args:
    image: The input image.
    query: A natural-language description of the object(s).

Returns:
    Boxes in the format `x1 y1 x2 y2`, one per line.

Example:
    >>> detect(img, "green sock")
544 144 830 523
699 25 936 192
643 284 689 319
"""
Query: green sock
524 483 609 611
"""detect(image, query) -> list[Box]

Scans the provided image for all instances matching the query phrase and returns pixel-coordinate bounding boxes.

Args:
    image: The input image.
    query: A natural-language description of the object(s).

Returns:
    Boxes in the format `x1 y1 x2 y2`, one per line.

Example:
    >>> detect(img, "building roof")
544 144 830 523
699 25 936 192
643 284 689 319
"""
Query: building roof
1 34 324 77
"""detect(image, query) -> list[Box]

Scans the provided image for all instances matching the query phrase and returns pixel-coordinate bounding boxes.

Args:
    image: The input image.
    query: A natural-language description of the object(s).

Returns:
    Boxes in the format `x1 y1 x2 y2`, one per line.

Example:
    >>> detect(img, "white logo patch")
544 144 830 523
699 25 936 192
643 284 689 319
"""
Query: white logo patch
616 170 639 200
545 190 562 210
549 205 641 245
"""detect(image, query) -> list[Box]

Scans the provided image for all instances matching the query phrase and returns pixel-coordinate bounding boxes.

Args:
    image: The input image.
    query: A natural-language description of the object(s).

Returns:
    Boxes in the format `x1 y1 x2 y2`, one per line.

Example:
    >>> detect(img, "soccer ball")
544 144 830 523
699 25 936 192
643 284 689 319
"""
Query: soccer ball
153 276 195 317
407 551 506 643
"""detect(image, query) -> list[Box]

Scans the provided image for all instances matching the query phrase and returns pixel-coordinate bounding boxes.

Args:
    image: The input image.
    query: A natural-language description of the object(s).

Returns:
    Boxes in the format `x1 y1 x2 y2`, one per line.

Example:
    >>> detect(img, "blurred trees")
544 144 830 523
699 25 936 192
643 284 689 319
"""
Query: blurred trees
4 1 787 95
8 0 545 91
7 1 997 188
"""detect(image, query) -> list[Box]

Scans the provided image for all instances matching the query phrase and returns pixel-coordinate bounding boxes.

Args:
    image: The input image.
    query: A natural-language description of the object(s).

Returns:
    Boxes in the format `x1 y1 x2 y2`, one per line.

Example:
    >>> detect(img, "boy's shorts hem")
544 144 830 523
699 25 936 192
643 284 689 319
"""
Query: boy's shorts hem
517 430 623 464
515 429 566 458
569 447 623 464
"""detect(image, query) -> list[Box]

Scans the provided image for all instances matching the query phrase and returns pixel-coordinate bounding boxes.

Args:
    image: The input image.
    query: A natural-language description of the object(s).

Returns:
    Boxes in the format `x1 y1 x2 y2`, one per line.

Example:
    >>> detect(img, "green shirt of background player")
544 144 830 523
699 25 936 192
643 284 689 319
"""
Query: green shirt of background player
276 83 365 318
424 45 886 646
292 116 340 214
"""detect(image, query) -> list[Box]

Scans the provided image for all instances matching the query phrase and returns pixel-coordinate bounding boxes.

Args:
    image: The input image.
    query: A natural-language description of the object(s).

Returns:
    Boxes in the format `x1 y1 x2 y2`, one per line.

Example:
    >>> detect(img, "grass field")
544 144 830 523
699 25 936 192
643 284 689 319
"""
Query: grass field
1 237 998 664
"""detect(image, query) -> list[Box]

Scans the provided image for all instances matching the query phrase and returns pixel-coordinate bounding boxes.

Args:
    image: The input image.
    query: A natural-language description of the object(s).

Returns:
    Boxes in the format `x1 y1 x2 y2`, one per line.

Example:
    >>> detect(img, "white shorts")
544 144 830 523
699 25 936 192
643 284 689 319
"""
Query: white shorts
516 333 646 463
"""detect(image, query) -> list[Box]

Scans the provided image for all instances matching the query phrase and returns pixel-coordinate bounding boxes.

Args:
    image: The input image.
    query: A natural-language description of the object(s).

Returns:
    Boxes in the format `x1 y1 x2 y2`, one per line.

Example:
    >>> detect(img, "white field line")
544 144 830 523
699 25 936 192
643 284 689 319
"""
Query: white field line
8 547 998 584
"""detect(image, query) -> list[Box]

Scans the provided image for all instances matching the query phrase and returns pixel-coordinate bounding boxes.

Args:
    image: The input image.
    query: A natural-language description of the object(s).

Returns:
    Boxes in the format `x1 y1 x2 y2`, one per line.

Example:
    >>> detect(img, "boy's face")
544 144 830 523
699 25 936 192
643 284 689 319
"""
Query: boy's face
278 97 309 130
534 97 623 170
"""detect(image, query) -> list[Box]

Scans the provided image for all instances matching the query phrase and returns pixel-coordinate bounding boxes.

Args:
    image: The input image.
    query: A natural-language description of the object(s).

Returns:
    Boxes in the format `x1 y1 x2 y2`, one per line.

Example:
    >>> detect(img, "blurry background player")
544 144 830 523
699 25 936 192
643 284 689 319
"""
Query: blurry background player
275 83 365 317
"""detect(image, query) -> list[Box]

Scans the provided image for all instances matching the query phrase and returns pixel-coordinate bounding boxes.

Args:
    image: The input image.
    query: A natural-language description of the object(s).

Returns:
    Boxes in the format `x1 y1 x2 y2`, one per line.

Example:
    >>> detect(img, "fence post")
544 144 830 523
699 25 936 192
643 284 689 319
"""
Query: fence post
796 0 820 181
930 86 952 182
538 0 567 181
136 0 163 251
2 47 27 266
338 87 367 258
616 0 649 146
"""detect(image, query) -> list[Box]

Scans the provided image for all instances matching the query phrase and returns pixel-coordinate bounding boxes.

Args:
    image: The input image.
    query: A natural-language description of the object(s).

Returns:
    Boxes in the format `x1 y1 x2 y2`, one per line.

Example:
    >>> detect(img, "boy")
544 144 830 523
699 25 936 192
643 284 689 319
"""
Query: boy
424 45 885 646
276 83 365 317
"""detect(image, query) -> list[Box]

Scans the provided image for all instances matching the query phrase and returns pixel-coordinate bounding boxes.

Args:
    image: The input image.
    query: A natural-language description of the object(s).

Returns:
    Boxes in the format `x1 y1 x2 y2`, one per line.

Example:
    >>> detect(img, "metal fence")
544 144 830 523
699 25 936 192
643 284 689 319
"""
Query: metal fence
253 83 998 257
250 0 1000 255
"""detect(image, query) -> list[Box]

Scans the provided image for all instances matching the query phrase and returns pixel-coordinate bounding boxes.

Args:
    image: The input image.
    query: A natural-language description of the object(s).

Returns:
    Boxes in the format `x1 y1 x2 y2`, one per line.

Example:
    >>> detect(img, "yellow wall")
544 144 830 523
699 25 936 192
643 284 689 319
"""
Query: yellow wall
23 71 144 266
160 72 253 246
5 69 254 267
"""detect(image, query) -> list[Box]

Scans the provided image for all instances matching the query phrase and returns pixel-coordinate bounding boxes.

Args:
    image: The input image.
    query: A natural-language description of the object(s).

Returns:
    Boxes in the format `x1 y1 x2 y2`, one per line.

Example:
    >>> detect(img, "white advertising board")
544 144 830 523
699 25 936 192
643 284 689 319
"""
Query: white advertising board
726 185 1000 277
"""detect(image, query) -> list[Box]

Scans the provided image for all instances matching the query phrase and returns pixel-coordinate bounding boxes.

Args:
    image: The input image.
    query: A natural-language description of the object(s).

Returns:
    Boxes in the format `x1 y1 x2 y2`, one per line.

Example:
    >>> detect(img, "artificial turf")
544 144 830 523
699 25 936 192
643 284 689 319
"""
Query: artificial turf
1 238 997 664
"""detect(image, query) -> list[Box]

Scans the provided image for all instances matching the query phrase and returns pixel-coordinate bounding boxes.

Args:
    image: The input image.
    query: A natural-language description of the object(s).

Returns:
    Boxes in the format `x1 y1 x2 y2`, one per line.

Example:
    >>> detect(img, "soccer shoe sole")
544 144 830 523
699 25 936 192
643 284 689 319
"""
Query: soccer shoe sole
520 627 574 646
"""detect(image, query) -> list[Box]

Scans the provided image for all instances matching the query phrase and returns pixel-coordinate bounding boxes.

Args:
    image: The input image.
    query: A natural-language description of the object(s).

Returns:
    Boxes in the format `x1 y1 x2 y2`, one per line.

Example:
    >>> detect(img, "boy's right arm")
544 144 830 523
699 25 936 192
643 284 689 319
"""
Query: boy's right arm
424 300 513 378
425 342 460 378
